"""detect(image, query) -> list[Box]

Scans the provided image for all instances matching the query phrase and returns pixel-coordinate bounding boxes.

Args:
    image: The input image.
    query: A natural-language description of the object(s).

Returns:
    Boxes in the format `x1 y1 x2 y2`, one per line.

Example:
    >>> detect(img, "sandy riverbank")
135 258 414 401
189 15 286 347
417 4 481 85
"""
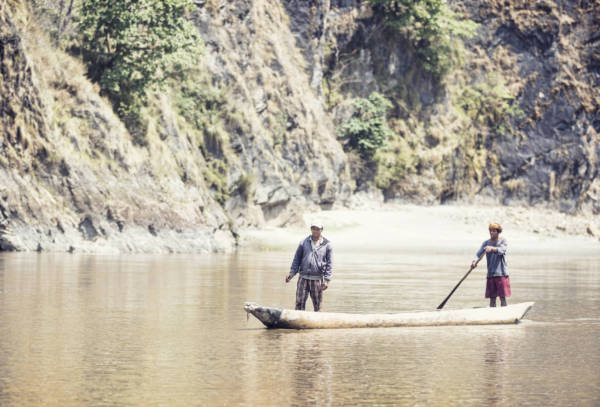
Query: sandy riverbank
240 203 600 254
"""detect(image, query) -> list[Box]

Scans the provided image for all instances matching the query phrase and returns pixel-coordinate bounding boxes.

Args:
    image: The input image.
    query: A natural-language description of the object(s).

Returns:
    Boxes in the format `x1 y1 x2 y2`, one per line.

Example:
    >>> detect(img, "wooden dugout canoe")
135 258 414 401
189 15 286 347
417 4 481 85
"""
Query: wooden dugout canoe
244 301 534 329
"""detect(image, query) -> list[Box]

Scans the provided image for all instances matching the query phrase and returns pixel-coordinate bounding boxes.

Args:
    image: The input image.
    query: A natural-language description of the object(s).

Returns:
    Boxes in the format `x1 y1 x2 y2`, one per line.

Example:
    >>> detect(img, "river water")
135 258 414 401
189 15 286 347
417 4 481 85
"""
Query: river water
0 240 599 406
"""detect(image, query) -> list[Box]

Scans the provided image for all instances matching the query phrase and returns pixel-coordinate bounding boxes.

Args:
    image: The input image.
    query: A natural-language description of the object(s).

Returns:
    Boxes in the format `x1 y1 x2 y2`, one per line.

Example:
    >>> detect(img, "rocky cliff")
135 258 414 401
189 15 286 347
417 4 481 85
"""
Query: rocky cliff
0 0 598 253
191 0 351 224
311 0 599 212
0 0 353 252
1 2 234 253
471 0 599 213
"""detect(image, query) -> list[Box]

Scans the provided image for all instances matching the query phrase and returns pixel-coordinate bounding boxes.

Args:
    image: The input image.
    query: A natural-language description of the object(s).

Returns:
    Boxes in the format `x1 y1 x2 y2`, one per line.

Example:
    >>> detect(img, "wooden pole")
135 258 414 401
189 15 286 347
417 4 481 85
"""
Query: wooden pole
437 252 486 310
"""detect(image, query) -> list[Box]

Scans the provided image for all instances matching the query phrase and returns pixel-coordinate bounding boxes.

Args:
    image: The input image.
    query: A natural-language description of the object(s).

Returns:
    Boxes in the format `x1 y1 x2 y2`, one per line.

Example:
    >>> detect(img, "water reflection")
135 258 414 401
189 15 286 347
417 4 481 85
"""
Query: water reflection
483 334 510 406
290 335 333 406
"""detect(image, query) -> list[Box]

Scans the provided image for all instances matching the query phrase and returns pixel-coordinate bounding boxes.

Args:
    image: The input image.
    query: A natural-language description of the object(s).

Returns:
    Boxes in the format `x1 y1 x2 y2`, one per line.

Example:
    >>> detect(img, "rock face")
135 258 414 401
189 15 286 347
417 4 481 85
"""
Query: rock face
470 0 600 214
1 0 599 253
275 1 600 211
193 0 352 228
0 1 353 252
0 3 234 253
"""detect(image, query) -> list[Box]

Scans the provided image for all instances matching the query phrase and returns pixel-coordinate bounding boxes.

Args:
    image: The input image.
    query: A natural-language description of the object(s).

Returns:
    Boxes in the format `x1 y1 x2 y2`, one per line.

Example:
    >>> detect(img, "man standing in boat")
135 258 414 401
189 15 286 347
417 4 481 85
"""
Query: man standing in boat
472 223 511 307
285 222 333 312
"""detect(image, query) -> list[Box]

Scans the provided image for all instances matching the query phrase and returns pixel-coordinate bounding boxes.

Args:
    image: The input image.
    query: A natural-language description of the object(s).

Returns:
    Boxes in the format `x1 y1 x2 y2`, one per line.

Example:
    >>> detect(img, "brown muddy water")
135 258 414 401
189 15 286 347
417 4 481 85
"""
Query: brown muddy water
0 243 598 406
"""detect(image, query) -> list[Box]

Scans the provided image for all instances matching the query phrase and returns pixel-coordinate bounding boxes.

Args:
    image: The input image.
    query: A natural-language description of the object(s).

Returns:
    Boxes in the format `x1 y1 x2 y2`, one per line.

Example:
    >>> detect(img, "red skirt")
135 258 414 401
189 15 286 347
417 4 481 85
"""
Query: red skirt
485 276 511 298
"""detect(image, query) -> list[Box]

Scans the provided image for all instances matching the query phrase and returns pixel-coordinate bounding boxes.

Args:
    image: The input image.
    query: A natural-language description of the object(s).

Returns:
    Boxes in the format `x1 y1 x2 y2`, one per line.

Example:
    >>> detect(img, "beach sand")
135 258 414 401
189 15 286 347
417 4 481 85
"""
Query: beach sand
241 204 600 255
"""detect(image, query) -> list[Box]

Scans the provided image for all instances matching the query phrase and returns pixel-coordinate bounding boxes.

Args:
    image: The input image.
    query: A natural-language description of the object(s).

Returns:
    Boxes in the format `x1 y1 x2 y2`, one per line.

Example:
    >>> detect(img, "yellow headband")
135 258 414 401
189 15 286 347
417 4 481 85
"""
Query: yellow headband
489 223 502 232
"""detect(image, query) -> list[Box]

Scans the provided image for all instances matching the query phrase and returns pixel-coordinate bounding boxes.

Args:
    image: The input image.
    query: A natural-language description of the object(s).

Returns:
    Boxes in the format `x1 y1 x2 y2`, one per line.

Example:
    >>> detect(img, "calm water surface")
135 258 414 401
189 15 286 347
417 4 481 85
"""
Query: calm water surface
0 242 599 406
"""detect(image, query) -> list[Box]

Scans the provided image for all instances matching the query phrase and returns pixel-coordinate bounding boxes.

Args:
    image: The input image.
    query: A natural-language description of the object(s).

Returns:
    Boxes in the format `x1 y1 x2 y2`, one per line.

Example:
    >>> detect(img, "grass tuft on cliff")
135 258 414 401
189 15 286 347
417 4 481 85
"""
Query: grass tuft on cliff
369 0 478 78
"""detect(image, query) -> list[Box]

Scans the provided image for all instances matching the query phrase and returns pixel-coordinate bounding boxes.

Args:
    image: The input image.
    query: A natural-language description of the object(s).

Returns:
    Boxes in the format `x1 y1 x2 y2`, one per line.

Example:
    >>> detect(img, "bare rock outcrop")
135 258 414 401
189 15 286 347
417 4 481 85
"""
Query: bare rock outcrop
193 1 352 228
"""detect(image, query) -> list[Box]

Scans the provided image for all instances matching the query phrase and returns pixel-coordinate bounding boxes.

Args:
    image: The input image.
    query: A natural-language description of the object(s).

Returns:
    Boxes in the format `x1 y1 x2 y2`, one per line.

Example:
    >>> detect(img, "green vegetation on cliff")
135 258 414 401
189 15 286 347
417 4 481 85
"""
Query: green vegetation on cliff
78 0 201 139
457 72 525 136
338 92 393 160
369 0 478 77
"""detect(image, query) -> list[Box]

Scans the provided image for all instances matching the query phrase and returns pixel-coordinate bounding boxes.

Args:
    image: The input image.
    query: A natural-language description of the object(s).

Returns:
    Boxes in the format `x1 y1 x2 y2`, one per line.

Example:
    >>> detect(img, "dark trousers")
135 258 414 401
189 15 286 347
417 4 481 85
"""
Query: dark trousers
295 277 323 311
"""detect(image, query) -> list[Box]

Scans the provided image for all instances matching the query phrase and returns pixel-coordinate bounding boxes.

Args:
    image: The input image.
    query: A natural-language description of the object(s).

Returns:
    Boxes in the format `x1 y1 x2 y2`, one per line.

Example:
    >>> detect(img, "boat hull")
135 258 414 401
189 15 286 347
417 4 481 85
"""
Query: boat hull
244 302 535 329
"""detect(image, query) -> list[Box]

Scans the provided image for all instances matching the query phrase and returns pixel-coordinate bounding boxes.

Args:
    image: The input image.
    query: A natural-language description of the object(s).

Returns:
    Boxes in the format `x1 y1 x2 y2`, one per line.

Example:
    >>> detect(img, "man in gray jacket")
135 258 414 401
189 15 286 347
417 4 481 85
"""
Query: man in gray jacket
285 222 333 311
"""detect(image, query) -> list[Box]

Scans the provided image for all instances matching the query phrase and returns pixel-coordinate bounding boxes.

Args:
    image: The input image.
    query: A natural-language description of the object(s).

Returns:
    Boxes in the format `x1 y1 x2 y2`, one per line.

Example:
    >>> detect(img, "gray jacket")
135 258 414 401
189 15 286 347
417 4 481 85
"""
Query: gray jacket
475 238 508 278
289 236 333 282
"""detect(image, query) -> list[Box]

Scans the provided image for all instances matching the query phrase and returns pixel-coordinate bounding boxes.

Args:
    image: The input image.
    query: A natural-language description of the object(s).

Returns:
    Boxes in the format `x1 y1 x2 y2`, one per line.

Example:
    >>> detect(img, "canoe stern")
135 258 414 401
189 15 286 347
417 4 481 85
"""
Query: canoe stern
517 301 535 322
